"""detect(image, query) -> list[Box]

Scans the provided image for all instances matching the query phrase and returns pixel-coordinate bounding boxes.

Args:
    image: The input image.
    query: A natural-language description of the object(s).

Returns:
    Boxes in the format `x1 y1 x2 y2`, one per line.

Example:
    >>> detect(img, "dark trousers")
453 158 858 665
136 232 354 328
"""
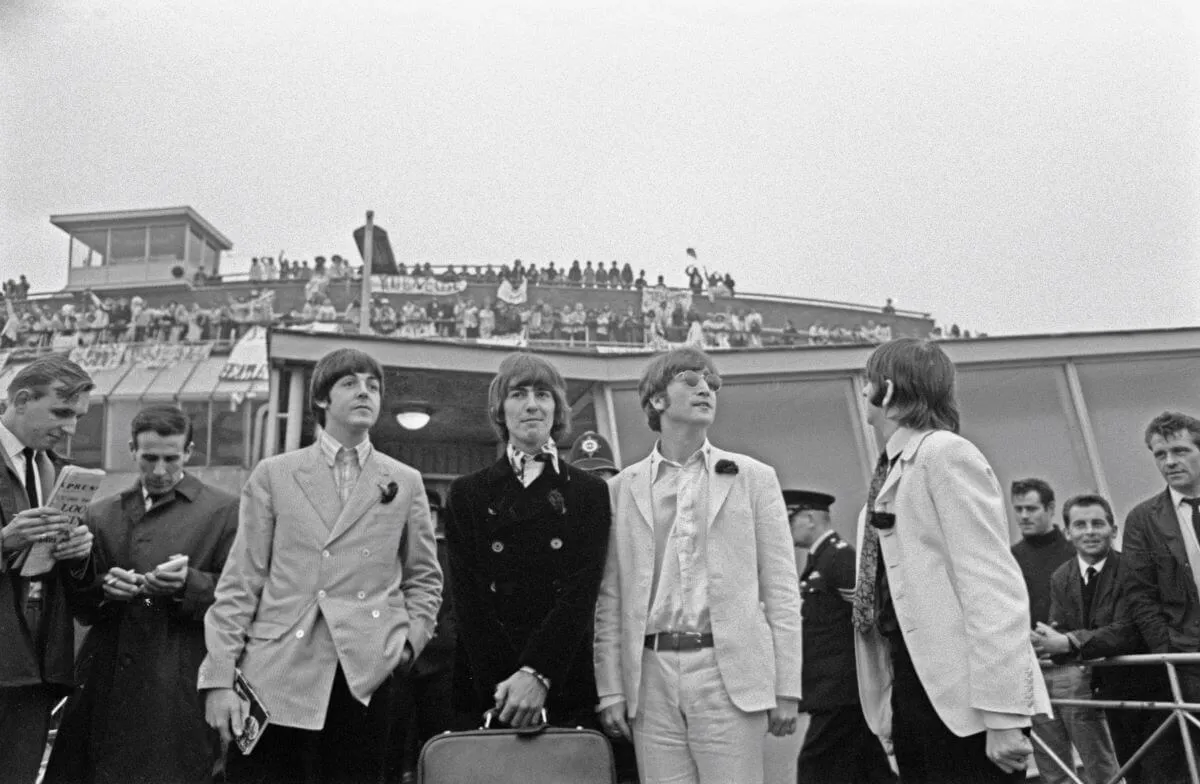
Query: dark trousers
0 684 57 784
798 704 896 784
223 667 394 784
386 660 456 783
888 632 1023 784
1115 667 1200 784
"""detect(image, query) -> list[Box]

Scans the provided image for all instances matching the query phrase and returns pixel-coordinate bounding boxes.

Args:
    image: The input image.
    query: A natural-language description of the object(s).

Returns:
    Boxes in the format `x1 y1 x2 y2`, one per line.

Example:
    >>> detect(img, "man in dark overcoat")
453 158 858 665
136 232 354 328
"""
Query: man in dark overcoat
45 404 238 784
0 354 96 784
788 489 895 784
444 352 611 729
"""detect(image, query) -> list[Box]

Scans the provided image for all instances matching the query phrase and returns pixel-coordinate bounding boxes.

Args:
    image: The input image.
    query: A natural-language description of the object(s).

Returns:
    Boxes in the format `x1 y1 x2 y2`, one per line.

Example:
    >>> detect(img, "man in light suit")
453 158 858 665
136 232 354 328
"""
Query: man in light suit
851 338 1050 784
201 348 442 784
1122 410 1200 784
0 354 96 784
595 346 803 784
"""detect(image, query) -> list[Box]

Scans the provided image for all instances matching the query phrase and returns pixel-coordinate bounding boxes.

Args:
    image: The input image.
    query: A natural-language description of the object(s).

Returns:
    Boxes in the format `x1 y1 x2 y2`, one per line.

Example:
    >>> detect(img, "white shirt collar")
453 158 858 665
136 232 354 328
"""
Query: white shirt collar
1078 555 1108 579
809 529 836 555
1169 486 1200 510
0 419 28 469
884 426 925 463
507 441 559 475
649 439 713 476
317 427 373 468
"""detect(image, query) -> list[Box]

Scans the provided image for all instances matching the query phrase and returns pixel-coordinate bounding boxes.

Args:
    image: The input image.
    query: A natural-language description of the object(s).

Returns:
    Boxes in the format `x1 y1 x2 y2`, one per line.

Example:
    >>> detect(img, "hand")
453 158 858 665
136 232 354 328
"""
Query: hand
205 688 245 746
143 556 188 596
494 669 547 728
52 524 93 563
102 567 144 601
1 508 70 551
767 697 800 737
599 702 632 741
986 728 1032 773
1031 622 1072 657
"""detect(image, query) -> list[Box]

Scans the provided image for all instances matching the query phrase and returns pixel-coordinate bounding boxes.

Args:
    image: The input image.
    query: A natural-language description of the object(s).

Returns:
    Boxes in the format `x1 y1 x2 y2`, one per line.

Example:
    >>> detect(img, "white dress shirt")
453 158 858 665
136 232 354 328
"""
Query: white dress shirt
1168 487 1200 592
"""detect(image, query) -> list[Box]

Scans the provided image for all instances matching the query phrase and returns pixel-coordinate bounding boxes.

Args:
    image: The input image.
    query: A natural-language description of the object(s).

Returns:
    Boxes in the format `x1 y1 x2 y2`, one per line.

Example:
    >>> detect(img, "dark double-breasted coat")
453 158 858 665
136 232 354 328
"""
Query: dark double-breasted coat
443 455 610 722
797 531 858 712
45 473 239 784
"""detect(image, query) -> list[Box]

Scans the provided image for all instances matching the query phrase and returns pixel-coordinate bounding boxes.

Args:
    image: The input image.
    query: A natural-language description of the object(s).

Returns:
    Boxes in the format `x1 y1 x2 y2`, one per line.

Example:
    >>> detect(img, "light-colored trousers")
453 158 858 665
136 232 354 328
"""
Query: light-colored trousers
631 646 768 784
1032 664 1120 784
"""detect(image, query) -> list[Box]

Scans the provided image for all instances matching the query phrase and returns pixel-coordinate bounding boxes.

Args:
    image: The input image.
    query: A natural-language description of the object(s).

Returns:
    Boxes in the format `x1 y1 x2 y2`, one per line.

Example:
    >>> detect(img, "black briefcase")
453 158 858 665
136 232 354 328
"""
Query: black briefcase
418 712 616 784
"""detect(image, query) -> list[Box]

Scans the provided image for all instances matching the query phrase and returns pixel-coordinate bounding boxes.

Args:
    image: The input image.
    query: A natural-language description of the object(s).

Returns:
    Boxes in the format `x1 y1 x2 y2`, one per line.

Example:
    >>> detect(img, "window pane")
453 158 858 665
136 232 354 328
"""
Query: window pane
203 241 218 271
109 227 146 263
71 231 107 268
148 225 186 263
181 401 211 467
188 229 205 266
68 403 105 468
211 407 245 466
1076 357 1200 521
956 364 1096 536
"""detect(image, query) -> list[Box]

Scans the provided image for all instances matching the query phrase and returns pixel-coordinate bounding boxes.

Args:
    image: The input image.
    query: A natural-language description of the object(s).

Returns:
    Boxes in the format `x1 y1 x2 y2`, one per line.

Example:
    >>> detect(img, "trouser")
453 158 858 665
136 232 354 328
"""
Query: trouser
1031 664 1119 784
631 646 767 784
0 684 57 784
223 666 394 784
888 631 1023 784
797 704 896 784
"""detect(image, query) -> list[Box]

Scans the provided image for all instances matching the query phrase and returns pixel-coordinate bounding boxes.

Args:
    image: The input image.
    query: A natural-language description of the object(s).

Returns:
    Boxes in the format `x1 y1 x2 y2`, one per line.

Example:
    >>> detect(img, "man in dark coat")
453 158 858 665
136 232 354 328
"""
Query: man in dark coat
444 352 610 729
788 490 895 784
45 404 238 784
0 354 96 784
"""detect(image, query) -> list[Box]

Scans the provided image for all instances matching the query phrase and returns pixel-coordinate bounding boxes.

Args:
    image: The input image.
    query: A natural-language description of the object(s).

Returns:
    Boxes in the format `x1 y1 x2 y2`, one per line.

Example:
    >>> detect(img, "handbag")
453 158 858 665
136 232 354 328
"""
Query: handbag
418 710 616 784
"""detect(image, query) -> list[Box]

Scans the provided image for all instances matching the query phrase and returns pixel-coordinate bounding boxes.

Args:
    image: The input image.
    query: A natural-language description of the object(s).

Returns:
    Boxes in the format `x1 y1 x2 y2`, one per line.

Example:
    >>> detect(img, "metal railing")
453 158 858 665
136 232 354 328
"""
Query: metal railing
1032 653 1200 784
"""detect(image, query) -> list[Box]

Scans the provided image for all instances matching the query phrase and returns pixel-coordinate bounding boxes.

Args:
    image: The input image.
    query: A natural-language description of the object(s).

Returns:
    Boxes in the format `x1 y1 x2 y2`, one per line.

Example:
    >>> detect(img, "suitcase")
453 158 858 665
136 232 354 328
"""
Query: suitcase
418 711 616 784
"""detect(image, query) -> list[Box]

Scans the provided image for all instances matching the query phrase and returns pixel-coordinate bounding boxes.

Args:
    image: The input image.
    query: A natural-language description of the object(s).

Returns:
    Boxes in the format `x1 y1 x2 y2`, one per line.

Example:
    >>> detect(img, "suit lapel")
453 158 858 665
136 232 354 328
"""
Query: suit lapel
874 430 935 509
1092 556 1118 624
294 445 341 537
629 458 654 533
327 452 387 544
1066 559 1085 625
706 450 734 530
1153 490 1189 569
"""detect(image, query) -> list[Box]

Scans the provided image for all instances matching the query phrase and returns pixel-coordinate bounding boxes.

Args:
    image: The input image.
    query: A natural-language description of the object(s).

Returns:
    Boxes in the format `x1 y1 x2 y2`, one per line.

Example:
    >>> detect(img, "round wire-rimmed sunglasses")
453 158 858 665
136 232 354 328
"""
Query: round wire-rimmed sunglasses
674 370 722 391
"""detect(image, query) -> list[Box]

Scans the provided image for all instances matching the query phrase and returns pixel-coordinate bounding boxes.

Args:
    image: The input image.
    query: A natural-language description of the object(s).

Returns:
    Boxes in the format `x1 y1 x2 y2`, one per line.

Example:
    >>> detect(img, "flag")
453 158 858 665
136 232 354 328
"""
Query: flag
686 248 697 259
353 224 398 276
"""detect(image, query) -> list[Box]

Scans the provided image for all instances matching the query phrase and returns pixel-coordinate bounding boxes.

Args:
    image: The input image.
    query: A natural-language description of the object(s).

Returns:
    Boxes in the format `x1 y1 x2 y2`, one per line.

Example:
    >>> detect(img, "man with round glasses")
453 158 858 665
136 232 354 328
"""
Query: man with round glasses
595 346 803 783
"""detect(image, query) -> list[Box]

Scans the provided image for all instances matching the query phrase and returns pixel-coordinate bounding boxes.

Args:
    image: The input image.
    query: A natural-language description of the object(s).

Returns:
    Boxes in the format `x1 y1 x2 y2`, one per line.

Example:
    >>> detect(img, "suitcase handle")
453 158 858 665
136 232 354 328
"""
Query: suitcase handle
482 708 549 736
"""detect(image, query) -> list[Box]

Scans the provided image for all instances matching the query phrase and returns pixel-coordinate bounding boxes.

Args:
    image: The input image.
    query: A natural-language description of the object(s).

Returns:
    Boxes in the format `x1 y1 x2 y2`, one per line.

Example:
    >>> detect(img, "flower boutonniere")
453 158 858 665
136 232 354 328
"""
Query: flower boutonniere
546 489 567 516
379 481 399 505
714 459 739 475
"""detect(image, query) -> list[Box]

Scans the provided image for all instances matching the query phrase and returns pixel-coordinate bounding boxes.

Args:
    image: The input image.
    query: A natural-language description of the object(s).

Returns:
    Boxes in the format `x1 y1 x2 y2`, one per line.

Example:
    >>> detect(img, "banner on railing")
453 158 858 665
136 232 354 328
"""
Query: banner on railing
370 276 468 296
69 343 128 372
220 326 268 381
129 342 214 369
496 278 528 306
477 333 528 348
641 287 692 320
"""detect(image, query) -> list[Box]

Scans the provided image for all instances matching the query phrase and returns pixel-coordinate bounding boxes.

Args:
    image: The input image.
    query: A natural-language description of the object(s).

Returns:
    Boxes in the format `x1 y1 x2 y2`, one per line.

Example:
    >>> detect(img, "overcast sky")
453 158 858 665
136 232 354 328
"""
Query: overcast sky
2 0 1197 335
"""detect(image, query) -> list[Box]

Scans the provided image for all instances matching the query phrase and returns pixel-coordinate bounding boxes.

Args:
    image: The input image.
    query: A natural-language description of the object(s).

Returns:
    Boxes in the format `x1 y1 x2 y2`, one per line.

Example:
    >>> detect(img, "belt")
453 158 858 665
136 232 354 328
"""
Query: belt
644 631 714 652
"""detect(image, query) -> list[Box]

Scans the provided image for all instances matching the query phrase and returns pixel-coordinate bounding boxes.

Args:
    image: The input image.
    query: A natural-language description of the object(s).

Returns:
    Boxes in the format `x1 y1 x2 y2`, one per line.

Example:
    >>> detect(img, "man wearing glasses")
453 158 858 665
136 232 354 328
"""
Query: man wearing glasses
595 347 803 783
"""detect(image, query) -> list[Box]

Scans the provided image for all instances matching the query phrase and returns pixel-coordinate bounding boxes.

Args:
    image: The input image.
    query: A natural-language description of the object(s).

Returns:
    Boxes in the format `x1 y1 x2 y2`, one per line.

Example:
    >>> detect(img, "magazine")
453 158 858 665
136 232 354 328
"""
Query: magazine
20 465 105 577
233 669 272 755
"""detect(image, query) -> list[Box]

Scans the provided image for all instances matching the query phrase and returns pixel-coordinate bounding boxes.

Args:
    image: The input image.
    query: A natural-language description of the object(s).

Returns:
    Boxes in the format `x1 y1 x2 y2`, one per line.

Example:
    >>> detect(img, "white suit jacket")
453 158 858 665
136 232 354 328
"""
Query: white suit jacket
199 443 442 729
854 429 1051 739
594 446 803 718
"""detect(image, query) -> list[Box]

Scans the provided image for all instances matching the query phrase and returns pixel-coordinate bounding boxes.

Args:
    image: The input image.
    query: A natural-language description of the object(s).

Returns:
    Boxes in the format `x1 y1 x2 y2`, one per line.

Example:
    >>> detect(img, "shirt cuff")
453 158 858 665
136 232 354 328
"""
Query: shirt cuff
982 711 1032 731
597 694 626 712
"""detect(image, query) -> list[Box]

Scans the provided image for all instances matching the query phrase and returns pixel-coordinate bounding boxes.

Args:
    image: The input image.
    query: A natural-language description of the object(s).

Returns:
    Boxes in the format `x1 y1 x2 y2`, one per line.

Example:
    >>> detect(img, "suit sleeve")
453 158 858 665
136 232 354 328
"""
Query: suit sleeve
398 473 443 659
593 477 624 703
198 462 276 690
1074 564 1147 660
63 503 112 626
926 437 1038 723
752 463 804 701
444 478 521 695
518 474 611 690
1121 508 1172 653
176 495 240 622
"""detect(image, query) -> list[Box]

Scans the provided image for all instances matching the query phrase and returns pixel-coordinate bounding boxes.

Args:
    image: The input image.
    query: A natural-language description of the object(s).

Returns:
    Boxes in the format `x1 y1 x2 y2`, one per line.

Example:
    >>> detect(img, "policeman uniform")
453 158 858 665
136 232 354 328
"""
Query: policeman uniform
788 490 895 784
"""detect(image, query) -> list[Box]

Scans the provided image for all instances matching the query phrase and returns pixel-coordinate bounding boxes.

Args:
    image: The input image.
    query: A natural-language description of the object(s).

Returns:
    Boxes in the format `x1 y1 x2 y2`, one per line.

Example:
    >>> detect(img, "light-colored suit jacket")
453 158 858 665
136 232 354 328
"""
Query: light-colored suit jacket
853 429 1051 740
199 443 442 729
594 445 803 718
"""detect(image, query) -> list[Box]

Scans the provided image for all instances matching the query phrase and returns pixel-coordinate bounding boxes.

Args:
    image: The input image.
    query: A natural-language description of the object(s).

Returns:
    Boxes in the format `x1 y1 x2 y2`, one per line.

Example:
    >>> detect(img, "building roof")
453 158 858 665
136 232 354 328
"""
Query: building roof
49 206 233 250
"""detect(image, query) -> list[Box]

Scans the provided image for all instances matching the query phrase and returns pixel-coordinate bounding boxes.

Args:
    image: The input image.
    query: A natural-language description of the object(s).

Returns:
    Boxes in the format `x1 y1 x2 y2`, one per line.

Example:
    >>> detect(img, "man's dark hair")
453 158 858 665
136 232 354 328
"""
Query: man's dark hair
1144 411 1200 450
6 353 94 403
864 338 959 433
487 353 571 443
131 404 193 445
1011 478 1055 508
309 348 384 427
1061 494 1115 527
638 347 718 433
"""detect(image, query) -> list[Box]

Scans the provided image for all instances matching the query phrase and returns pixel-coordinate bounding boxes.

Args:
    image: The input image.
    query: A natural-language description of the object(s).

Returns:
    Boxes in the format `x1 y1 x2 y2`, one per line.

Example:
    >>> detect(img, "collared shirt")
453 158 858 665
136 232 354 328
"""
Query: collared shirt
1168 487 1200 592
506 441 559 488
0 419 41 506
645 440 713 635
1078 555 1108 583
318 428 372 505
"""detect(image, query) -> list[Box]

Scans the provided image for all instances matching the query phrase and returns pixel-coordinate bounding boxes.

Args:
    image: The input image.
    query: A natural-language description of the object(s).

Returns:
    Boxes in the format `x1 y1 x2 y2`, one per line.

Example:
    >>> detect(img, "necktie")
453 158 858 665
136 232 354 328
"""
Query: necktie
21 447 39 508
852 451 894 634
335 446 360 504
1185 498 1200 548
1081 565 1098 623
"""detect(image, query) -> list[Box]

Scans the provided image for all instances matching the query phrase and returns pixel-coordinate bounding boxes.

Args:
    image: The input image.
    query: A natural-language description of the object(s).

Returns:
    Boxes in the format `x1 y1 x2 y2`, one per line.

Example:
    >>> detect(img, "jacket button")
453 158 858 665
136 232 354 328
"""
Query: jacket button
317 590 327 599
362 548 371 557
550 538 563 550
492 541 504 553
371 610 381 618
357 591 366 600
295 629 305 639
322 550 331 558
489 581 497 593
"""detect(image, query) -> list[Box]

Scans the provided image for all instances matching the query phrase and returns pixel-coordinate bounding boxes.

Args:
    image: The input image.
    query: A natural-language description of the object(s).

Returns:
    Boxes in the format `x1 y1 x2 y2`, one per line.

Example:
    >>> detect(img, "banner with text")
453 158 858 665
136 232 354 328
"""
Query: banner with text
220 326 269 381
370 276 468 296
69 343 128 373
129 342 214 369
496 278 528 306
640 287 693 319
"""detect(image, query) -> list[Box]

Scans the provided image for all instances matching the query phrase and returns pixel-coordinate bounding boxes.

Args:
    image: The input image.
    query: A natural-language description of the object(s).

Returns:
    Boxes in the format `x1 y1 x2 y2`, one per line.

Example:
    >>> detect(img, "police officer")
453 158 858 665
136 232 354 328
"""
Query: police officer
787 490 895 784
566 430 619 480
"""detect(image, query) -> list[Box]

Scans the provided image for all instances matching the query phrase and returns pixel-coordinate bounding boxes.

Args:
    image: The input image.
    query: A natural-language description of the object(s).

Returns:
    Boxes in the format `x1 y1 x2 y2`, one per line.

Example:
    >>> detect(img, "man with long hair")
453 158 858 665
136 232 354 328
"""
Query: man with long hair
851 338 1049 783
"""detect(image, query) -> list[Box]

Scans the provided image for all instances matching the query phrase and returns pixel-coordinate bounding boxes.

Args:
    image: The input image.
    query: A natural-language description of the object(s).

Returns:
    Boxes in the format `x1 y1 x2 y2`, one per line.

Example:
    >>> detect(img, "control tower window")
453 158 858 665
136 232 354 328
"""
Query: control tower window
110 227 147 264
149 225 186 264
70 230 108 268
